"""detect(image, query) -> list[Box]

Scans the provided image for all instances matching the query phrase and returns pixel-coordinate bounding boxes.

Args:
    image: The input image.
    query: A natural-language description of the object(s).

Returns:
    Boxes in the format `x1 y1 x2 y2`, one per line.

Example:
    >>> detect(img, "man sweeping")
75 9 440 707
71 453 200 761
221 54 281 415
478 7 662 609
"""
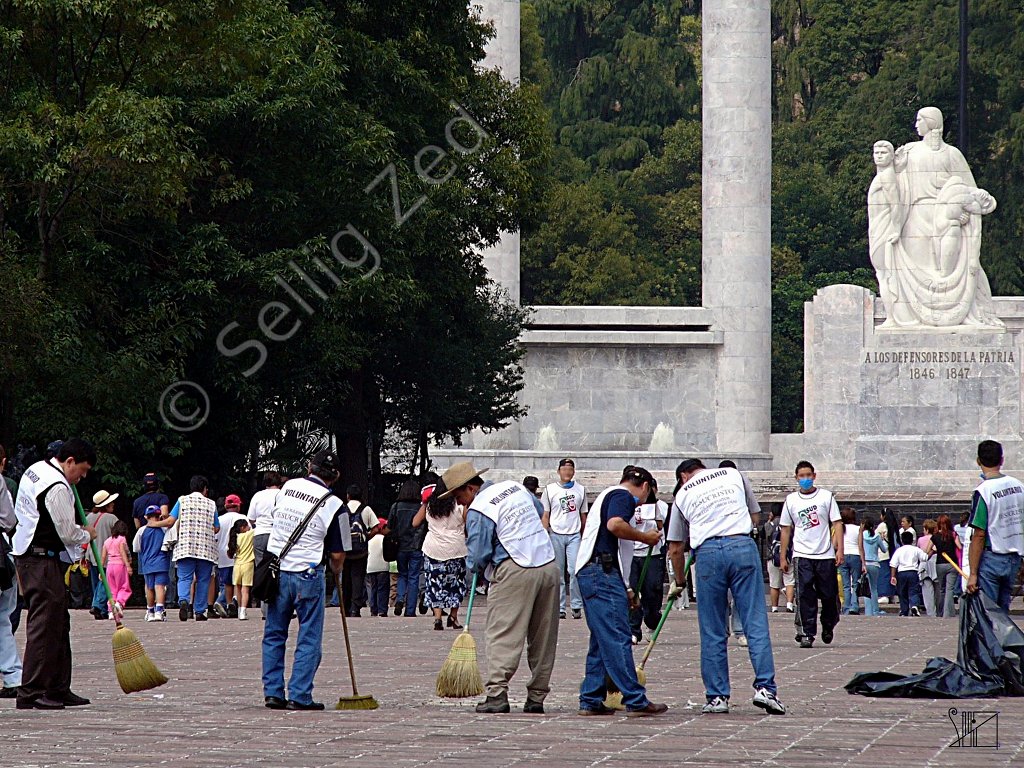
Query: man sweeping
575 466 667 717
12 439 97 710
446 462 560 714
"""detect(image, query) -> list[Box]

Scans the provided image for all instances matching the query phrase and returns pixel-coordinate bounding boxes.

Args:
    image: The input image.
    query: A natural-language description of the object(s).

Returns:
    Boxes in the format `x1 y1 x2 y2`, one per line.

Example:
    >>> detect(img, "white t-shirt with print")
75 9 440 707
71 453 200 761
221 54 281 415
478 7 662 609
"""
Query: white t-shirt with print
542 482 588 535
268 478 348 572
780 488 841 559
632 500 668 556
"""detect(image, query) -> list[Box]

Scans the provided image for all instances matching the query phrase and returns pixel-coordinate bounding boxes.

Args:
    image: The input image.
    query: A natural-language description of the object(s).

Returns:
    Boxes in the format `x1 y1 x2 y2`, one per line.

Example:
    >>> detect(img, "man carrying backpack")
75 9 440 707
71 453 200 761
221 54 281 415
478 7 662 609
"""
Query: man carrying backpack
341 484 381 618
765 511 795 613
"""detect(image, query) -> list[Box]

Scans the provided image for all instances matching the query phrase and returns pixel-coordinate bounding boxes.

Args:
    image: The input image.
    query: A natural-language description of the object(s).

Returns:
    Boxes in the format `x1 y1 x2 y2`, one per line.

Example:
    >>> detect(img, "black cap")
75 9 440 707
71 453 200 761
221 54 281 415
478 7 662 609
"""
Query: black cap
311 449 340 473
677 458 705 475
558 458 575 468
622 465 655 488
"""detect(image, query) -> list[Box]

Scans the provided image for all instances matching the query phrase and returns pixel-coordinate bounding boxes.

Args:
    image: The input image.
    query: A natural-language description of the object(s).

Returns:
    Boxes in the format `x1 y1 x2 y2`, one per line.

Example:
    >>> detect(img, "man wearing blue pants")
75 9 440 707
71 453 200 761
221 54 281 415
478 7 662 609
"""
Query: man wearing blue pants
542 459 587 620
575 466 666 717
967 440 1024 610
669 458 786 716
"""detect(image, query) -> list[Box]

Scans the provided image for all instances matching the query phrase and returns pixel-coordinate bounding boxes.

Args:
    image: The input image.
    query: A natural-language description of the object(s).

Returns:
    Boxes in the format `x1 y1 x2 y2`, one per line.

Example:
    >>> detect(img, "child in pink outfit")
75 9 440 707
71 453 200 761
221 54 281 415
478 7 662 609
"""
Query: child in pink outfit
101 521 133 616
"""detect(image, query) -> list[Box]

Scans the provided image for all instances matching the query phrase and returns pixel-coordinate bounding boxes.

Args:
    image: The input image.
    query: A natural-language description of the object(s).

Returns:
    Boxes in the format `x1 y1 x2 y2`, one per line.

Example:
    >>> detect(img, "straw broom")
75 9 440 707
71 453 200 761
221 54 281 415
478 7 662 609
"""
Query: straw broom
436 571 484 698
336 593 380 710
72 486 167 694
606 554 692 710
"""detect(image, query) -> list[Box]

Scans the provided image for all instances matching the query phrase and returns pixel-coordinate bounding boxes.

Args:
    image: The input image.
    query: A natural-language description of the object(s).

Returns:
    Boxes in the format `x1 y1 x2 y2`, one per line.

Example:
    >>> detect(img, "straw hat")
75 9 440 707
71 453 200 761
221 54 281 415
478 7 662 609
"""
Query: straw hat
92 489 119 508
438 462 488 499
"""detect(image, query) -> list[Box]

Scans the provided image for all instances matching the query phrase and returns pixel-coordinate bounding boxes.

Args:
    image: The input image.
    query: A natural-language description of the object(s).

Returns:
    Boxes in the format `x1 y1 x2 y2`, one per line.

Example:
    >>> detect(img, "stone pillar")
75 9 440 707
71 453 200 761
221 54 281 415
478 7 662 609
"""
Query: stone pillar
476 0 521 305
702 0 772 453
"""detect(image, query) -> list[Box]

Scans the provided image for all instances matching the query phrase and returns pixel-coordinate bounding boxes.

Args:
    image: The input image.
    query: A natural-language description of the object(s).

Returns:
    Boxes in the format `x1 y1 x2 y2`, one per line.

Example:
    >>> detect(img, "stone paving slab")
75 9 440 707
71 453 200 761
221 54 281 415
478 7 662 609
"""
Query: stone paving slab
1 605 1023 767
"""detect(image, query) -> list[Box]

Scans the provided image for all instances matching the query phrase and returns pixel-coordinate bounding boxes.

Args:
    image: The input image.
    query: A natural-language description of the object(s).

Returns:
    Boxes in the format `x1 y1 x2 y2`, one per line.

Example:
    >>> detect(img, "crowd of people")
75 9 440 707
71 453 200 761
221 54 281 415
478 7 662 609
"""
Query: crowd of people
0 437 1021 715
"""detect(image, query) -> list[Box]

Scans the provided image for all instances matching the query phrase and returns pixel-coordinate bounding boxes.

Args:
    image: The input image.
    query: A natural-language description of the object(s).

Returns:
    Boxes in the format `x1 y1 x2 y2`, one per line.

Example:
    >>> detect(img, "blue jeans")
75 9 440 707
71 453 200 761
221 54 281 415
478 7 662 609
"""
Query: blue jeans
396 550 423 616
0 584 22 687
176 558 214 615
89 561 107 614
577 562 650 711
839 554 862 614
262 567 326 705
863 562 881 615
166 559 177 605
895 570 923 615
550 532 583 612
365 572 389 616
977 551 1023 611
694 537 777 698
216 566 233 607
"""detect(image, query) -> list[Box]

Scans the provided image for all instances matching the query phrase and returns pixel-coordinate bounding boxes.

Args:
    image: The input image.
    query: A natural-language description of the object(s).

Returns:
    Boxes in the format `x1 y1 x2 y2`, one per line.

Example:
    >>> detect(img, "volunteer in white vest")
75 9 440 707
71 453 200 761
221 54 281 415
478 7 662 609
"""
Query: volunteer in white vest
967 440 1024 610
668 458 786 716
575 466 667 717
541 458 588 620
12 438 97 711
779 460 843 649
262 449 350 711
450 462 559 715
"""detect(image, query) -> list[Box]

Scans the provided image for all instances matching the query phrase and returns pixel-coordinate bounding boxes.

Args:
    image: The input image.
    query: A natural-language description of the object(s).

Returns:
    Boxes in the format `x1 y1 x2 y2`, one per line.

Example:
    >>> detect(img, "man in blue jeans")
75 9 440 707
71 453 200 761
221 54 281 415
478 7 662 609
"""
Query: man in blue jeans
669 458 786 716
575 466 667 717
967 440 1024 611
262 450 350 710
542 459 587 620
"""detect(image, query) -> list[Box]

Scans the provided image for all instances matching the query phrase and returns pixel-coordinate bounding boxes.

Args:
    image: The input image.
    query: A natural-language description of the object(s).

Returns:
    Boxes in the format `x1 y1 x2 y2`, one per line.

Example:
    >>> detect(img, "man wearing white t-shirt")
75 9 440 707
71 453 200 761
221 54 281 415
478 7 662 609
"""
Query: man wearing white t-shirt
629 487 667 644
262 450 350 711
541 458 588 620
780 461 843 649
668 459 785 716
967 440 1024 610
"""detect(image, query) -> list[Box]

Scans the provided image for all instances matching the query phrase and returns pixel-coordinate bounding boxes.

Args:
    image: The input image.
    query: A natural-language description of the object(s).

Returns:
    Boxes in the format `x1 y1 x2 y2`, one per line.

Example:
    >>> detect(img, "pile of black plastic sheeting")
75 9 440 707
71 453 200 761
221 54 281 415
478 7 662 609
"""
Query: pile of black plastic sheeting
846 592 1024 698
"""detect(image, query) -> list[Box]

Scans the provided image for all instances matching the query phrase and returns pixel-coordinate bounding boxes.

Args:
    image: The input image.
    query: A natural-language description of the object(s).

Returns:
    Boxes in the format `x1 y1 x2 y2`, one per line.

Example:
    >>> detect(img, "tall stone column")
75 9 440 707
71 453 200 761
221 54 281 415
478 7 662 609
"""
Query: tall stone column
476 0 521 305
702 0 772 454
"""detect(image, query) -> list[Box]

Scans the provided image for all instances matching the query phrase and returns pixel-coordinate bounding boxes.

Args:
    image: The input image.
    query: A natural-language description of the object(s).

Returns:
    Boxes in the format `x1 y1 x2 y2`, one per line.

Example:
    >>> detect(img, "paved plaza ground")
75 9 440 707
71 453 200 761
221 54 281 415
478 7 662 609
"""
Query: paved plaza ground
4 602 1022 768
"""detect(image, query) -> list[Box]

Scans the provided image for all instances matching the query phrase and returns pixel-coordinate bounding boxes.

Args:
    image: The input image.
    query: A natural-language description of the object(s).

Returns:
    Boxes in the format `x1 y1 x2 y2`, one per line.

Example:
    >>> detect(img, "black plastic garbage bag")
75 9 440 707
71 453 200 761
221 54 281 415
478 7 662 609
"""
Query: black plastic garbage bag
846 592 1024 698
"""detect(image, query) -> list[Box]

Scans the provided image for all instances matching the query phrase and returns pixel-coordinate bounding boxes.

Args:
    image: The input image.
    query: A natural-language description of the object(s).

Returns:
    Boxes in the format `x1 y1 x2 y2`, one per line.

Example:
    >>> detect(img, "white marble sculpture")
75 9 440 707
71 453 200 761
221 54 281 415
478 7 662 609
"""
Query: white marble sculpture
868 107 1002 330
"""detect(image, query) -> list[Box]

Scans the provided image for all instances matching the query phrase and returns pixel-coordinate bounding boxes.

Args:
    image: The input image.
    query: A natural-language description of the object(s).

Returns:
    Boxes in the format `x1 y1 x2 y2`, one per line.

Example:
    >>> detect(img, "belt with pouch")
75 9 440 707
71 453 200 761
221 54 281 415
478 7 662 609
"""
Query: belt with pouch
589 552 620 574
24 546 61 559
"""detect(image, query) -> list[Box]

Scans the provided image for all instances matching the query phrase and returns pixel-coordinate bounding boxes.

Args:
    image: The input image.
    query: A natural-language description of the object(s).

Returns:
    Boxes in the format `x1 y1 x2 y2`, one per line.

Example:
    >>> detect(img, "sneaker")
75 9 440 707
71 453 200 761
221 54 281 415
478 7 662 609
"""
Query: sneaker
910 606 920 617
701 696 729 714
560 612 566 620
771 606 779 613
144 611 156 622
394 602 404 616
799 636 814 648
572 609 582 619
239 607 248 620
822 627 834 644
752 688 786 715
786 602 795 613
878 597 889 605
179 600 190 622
156 609 166 622
228 600 239 619
195 612 208 622
737 635 748 647
631 635 640 645
213 602 229 618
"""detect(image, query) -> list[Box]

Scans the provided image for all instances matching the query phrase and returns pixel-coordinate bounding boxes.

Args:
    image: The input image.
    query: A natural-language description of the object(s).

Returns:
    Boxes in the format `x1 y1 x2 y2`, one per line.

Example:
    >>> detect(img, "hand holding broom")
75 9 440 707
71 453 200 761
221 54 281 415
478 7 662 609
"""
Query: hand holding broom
71 486 167 694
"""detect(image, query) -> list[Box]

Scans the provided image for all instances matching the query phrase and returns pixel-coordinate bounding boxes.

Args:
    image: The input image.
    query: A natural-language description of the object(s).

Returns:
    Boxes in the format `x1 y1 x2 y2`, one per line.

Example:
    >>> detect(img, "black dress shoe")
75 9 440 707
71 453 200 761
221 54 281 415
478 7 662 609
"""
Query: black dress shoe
475 695 510 714
0 687 17 699
16 696 65 710
434 619 444 631
264 696 288 710
61 692 91 706
286 700 325 711
523 700 544 714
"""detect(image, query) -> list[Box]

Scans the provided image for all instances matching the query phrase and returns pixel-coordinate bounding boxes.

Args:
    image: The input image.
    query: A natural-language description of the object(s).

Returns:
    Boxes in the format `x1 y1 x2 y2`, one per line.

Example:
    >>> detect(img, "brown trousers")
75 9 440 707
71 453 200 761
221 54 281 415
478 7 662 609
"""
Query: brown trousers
484 559 560 702
16 556 73 703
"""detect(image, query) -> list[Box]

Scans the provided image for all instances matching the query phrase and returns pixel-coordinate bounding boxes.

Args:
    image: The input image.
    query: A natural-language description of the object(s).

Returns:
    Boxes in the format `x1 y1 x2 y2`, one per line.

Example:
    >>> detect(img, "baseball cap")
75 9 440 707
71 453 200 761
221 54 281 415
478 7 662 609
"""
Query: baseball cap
225 494 242 507
677 458 705 475
143 472 159 486
558 458 575 468
144 505 162 517
311 449 340 473
420 484 436 504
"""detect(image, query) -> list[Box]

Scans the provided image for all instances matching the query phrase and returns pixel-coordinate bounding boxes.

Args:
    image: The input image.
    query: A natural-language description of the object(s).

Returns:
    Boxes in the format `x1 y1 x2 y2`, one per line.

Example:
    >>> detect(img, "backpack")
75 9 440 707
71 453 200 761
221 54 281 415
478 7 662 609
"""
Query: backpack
381 504 401 562
348 503 369 558
769 521 793 567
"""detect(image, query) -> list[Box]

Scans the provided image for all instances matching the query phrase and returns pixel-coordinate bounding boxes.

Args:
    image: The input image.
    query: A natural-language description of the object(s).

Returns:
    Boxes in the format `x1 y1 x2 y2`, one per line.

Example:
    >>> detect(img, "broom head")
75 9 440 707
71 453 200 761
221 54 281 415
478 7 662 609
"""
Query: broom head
603 667 646 711
336 694 379 710
112 625 168 694
436 630 484 698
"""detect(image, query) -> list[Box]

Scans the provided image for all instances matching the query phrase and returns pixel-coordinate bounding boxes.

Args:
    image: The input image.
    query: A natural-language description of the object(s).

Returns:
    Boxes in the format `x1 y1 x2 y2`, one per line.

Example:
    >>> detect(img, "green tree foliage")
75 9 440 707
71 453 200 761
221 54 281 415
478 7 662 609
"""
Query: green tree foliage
0 0 545 492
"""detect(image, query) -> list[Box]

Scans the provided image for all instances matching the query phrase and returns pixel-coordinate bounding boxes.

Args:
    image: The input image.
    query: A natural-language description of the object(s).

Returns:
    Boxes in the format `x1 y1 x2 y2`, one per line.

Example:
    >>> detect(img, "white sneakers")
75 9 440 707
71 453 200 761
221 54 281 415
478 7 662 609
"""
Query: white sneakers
239 607 248 621
771 606 779 613
145 608 167 622
753 688 787 715
144 611 156 622
786 602 795 612
737 635 749 647
702 696 729 714
878 597 890 605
